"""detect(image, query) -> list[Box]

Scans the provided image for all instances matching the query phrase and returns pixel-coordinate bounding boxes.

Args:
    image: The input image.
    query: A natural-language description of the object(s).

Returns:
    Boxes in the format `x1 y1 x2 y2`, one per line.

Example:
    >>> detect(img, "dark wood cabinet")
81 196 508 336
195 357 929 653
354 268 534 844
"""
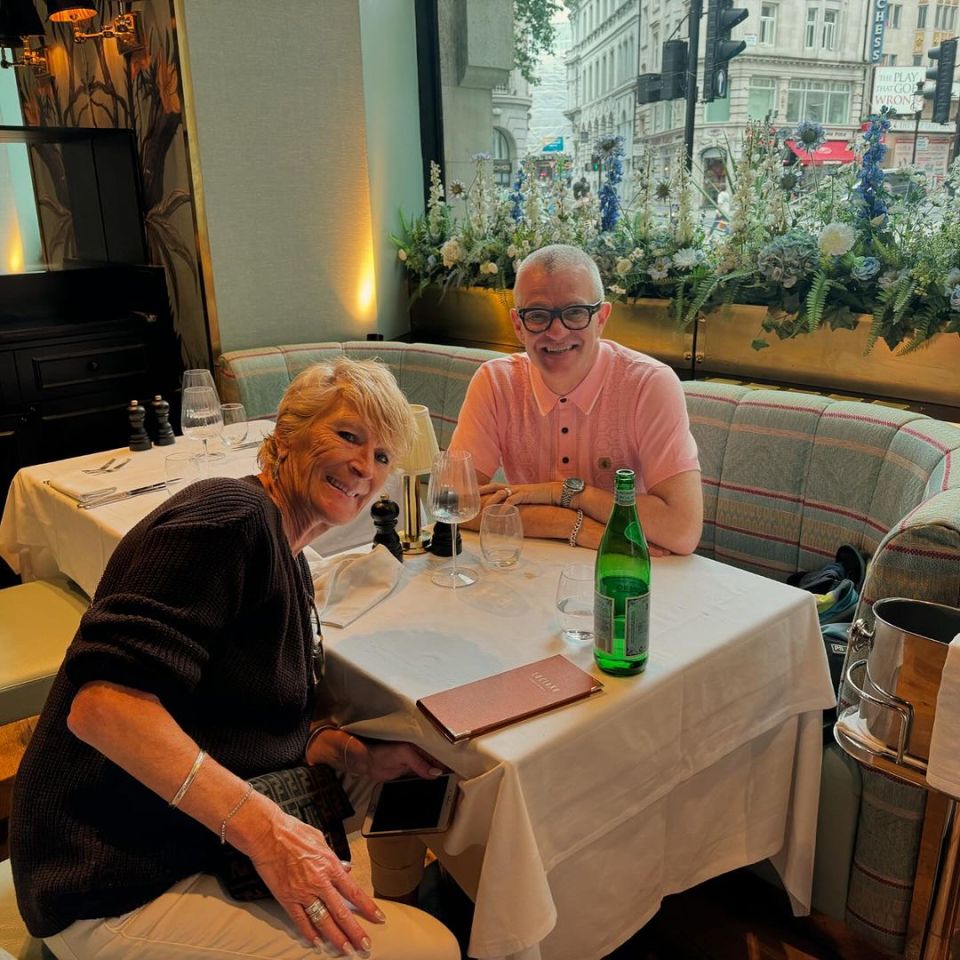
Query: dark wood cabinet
0 265 181 496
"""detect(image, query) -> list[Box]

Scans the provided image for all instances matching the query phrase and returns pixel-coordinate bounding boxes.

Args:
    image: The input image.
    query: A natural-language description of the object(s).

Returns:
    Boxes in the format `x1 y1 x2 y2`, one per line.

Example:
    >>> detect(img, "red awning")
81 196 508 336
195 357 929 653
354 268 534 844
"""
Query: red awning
785 139 856 165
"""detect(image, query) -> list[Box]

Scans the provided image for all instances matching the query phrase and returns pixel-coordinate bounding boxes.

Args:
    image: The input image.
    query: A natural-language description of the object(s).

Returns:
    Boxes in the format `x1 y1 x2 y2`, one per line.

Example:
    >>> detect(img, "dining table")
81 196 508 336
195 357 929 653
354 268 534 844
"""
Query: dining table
1 441 837 960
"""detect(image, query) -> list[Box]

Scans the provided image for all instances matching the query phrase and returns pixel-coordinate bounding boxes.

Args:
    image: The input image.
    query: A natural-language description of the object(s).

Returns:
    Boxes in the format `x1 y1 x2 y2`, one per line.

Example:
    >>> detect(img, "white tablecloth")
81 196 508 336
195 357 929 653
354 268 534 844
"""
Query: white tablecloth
323 536 835 960
927 635 960 797
0 423 399 597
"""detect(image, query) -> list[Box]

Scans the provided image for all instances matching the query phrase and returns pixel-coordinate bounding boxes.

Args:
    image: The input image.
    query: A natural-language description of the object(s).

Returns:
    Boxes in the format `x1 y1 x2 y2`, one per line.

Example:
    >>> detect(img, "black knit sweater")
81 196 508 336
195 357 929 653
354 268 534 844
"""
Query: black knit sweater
11 477 319 937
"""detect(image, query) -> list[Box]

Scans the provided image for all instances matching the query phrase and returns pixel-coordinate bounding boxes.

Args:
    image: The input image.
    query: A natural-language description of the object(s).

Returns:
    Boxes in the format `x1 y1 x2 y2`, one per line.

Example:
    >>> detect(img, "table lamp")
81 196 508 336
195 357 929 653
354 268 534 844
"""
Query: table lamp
398 404 439 554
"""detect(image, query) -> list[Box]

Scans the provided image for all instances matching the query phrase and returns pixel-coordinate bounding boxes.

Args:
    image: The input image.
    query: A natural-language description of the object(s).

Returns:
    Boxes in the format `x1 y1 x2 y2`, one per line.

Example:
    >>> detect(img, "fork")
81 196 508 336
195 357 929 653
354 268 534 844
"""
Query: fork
82 457 117 474
103 458 131 472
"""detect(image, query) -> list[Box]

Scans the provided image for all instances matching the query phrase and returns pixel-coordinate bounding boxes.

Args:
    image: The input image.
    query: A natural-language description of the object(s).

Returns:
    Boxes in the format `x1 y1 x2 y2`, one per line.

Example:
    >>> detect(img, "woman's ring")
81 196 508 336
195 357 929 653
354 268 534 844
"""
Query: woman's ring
305 898 330 924
503 487 512 497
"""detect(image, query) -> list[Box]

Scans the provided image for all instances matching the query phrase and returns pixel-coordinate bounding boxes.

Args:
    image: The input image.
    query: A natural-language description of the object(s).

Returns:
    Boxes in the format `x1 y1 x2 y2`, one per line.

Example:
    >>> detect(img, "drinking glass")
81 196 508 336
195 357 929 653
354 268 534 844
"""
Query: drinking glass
427 449 481 588
181 385 225 461
164 453 201 496
220 403 249 448
556 563 595 644
480 503 523 568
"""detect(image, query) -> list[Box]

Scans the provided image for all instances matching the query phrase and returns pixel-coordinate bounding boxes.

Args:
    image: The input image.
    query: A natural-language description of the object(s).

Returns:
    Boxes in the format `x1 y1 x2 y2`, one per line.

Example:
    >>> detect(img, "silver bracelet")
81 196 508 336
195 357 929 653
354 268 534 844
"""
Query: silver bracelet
342 732 359 776
304 723 340 764
220 782 254 845
169 748 206 808
569 509 585 548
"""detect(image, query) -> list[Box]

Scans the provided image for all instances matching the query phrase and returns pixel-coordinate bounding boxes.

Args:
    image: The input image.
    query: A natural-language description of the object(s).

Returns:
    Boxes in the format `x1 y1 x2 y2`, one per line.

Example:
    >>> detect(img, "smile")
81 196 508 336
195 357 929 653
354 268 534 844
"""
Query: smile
541 343 577 354
326 475 359 498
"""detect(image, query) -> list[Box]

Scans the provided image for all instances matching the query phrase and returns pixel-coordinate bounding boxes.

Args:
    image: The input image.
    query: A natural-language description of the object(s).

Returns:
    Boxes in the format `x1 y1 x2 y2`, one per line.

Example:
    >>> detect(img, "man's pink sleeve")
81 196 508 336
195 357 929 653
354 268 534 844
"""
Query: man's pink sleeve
635 366 700 492
447 367 503 481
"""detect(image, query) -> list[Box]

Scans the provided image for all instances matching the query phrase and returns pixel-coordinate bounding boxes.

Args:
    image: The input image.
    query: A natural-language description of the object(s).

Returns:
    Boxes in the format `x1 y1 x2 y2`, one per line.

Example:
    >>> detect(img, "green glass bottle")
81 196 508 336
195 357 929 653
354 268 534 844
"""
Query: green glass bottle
593 468 650 676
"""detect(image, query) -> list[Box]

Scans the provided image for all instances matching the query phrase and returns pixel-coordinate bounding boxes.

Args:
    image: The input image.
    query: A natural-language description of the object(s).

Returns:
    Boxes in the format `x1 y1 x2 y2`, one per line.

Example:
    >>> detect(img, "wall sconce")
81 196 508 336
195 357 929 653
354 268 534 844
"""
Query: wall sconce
0 0 47 72
397 404 440 555
45 0 142 53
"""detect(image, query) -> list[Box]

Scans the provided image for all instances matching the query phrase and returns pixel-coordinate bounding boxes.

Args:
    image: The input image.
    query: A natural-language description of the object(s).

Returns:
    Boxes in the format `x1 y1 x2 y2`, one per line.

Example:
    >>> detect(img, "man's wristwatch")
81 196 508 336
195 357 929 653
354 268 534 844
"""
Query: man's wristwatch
560 477 585 508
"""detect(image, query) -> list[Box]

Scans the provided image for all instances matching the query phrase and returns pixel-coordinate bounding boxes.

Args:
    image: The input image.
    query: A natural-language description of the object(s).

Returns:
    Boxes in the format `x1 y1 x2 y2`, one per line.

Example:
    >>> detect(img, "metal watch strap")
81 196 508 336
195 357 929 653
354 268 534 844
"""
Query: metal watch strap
569 509 585 548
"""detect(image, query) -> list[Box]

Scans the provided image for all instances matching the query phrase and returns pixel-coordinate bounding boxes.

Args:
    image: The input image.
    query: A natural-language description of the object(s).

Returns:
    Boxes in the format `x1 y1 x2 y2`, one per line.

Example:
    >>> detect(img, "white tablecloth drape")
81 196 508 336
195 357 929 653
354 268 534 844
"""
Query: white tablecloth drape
323 537 835 960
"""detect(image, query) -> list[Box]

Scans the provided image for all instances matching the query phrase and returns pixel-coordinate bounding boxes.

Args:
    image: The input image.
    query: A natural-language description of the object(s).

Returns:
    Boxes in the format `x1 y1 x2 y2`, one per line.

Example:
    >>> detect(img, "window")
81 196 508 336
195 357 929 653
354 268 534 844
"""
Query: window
492 129 511 187
705 97 730 122
880 53 898 65
914 54 924 65
786 79 850 124
885 4 902 27
822 9 838 50
805 7 819 48
760 4 778 44
917 5 928 27
935 4 958 30
747 77 776 119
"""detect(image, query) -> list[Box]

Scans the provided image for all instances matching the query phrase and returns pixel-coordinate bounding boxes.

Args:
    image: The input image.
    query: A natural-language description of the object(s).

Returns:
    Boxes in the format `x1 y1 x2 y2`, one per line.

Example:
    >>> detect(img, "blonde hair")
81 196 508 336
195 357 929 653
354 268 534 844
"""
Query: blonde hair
259 357 415 475
514 244 604 303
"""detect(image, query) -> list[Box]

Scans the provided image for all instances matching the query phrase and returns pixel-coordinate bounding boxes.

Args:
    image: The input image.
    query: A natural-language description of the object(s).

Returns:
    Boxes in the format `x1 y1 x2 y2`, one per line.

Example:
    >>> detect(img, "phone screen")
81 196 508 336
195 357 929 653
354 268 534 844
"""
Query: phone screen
368 775 455 834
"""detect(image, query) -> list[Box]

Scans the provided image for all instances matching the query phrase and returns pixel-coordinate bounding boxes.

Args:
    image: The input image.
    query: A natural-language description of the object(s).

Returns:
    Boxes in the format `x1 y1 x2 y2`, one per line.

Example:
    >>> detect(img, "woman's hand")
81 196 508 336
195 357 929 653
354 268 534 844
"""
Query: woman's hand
244 800 383 956
350 738 444 784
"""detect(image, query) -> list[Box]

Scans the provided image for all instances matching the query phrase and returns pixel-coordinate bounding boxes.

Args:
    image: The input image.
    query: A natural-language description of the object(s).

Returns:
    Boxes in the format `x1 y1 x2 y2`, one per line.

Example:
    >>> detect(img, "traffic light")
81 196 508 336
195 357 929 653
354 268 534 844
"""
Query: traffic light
636 73 662 105
925 38 957 124
703 0 748 102
661 40 688 100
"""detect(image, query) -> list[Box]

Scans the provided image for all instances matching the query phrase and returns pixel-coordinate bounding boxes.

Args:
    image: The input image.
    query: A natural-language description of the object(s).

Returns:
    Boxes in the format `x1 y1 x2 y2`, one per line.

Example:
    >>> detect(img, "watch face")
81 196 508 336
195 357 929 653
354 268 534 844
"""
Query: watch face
565 478 585 495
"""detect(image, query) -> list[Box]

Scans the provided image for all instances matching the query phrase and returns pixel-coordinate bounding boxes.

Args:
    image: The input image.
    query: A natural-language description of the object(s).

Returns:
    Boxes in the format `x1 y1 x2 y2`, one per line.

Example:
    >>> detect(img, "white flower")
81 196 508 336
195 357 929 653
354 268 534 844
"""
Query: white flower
397 249 408 262
943 268 960 295
506 244 519 258
615 258 633 276
648 257 671 280
672 248 700 271
479 261 498 275
818 222 856 257
440 239 464 268
513 259 522 272
609 284 627 296
630 247 644 260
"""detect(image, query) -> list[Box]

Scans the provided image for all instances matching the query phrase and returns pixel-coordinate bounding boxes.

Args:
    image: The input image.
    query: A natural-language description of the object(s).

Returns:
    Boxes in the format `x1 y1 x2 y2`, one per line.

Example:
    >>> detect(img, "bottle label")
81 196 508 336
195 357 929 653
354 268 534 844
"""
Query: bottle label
593 588 649 657
614 488 636 507
624 593 650 658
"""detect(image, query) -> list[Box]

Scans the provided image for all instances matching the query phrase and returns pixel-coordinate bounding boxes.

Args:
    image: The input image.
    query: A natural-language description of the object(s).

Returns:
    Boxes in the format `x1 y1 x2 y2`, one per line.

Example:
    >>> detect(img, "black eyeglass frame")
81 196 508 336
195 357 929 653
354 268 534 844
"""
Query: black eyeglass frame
516 301 604 333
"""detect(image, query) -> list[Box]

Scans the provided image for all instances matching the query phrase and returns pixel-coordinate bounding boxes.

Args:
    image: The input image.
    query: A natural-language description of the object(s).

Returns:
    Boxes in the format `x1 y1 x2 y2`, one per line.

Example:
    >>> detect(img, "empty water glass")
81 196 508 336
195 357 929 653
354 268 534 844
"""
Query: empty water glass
556 563 595 645
164 453 201 497
220 403 249 448
480 503 523 568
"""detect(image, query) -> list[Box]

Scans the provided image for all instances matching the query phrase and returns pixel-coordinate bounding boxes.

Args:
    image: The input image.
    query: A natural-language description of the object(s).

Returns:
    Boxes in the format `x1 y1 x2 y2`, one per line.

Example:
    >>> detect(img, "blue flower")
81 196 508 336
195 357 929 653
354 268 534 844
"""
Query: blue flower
793 120 825 153
851 257 881 281
508 166 526 223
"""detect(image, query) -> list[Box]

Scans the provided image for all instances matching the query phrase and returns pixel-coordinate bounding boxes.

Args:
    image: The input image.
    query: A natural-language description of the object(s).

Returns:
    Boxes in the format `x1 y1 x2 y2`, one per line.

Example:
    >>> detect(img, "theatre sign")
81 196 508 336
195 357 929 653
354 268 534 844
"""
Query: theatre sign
872 67 925 114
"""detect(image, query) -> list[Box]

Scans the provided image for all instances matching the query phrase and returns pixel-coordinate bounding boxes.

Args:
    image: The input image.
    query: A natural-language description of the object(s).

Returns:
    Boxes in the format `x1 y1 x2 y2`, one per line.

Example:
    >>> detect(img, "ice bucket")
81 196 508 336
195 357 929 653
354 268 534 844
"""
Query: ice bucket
844 598 960 767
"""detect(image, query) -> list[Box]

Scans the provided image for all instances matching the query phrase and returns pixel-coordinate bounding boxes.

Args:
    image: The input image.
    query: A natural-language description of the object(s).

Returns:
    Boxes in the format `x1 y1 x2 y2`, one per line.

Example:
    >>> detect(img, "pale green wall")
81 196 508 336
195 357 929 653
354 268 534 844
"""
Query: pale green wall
358 0 423 340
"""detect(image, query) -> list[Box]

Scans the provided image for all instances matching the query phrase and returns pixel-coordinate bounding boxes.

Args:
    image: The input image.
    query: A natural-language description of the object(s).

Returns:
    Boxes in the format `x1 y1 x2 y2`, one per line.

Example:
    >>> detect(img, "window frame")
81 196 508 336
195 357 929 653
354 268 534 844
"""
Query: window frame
760 3 778 45
822 8 838 51
805 7 819 49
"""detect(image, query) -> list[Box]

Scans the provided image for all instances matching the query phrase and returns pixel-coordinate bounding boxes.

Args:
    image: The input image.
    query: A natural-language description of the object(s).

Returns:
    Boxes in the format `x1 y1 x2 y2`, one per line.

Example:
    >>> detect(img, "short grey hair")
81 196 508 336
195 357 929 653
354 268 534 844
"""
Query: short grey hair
514 244 604 304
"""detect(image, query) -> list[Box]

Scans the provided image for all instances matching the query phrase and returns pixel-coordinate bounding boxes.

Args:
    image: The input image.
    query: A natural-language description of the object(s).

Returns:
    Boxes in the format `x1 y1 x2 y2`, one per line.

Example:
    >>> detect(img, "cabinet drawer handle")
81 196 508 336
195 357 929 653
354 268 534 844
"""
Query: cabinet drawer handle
88 360 101 372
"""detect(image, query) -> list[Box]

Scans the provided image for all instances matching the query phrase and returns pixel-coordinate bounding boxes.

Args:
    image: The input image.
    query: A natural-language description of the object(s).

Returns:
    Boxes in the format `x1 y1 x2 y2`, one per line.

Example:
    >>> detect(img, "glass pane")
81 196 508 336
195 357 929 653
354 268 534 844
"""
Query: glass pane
0 142 44 274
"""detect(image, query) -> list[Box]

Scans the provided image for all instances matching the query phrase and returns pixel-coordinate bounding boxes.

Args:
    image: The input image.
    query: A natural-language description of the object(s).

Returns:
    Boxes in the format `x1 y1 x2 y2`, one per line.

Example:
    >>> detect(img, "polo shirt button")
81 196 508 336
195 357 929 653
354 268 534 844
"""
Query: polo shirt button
559 398 567 403
562 456 569 464
561 427 569 434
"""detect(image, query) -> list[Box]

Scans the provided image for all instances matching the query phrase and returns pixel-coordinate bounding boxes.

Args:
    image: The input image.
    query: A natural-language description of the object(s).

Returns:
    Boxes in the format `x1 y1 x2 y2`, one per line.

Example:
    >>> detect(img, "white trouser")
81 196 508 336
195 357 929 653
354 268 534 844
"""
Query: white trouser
44 872 460 960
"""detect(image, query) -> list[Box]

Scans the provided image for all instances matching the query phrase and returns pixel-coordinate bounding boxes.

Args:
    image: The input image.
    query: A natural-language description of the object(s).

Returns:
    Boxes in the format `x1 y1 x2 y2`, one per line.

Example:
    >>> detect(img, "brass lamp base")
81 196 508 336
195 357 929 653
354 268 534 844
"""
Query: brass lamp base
400 474 429 554
400 532 430 555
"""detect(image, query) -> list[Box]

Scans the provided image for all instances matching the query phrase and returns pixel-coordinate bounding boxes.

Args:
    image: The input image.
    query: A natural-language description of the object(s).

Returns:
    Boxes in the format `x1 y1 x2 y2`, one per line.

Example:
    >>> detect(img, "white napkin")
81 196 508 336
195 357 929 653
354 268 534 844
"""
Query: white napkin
47 471 117 503
926 633 960 797
309 545 402 628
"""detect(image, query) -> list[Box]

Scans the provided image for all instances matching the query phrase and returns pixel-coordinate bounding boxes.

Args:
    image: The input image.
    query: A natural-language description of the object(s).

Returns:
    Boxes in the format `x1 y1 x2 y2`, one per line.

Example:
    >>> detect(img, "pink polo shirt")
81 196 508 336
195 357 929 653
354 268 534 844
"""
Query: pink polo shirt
449 340 700 493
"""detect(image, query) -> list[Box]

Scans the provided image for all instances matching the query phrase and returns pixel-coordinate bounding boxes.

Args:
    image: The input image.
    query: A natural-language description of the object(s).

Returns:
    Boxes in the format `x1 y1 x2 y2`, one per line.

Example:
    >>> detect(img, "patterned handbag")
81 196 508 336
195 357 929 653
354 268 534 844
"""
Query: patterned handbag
217 764 354 901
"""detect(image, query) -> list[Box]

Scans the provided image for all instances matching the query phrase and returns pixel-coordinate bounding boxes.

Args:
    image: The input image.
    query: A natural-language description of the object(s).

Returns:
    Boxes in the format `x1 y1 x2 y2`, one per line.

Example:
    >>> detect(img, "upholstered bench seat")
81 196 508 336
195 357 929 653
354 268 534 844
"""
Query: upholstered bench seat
0 580 87 727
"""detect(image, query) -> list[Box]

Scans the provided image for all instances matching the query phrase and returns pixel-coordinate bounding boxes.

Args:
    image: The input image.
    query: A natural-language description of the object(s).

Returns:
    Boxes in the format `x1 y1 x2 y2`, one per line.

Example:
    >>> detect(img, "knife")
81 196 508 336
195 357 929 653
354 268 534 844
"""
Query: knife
78 481 172 509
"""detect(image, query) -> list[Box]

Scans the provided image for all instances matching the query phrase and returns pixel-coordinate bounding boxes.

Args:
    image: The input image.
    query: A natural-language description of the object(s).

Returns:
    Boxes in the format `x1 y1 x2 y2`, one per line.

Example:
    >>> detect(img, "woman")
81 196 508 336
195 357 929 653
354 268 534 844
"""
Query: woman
11 359 460 960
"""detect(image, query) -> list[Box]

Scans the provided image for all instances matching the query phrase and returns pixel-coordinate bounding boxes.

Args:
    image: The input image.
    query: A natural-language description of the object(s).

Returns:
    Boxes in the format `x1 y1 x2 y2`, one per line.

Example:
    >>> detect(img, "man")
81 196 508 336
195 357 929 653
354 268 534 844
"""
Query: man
449 244 702 555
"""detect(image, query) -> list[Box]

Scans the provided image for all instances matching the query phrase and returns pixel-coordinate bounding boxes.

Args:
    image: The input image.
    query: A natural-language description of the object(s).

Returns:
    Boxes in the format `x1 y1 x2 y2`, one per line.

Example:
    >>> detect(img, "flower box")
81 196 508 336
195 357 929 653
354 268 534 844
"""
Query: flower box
409 286 960 414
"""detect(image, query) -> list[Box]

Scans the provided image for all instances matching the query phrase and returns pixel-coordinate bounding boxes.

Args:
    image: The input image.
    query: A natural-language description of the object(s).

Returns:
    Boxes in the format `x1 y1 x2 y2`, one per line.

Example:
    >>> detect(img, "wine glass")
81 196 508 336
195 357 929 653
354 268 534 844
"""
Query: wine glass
182 368 219 398
556 563 595 645
181 385 224 461
427 449 481 588
220 403 249 449
480 503 523 568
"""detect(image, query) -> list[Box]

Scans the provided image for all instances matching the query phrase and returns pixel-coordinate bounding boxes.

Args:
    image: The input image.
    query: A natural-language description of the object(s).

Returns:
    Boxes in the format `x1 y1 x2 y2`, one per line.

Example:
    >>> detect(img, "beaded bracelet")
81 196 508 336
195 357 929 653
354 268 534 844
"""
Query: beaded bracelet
569 509 585 548
169 748 206 808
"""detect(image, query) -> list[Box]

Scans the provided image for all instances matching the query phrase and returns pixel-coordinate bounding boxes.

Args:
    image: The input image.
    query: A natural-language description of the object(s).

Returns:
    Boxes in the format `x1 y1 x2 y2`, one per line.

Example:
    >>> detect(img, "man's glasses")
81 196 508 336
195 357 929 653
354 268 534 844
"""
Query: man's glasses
516 302 603 333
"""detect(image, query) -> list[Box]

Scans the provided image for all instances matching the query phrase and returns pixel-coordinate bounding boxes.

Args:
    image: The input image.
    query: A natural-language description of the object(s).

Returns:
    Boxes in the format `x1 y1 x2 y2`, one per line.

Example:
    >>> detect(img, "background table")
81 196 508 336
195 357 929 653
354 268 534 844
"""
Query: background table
0 424 397 597
324 536 835 960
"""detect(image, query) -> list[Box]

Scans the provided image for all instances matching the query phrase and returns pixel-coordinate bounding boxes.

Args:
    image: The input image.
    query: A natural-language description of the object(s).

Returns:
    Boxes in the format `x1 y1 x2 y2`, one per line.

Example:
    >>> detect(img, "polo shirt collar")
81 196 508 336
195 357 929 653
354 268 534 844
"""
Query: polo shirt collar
529 341 611 416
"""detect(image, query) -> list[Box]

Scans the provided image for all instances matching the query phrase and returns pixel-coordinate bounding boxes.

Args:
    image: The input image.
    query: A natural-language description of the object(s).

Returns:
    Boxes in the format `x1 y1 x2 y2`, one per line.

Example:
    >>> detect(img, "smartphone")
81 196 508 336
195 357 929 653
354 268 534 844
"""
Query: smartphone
361 773 460 838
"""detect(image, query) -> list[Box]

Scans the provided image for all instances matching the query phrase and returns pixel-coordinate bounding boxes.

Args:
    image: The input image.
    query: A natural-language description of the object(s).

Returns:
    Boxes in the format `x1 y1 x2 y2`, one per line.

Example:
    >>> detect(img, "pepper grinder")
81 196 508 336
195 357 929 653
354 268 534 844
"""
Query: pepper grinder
151 395 176 446
370 497 404 563
427 521 461 557
127 400 152 451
